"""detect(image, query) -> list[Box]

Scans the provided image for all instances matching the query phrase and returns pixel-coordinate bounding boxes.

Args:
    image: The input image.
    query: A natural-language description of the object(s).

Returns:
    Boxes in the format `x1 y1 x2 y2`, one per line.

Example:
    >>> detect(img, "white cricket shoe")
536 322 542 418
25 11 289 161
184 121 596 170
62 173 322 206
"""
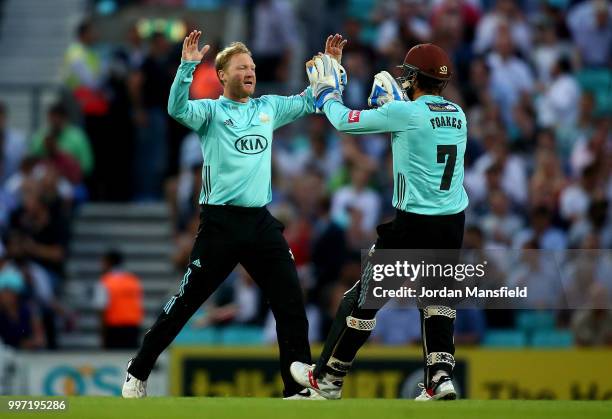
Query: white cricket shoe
290 362 342 400
415 375 457 401
122 360 147 398
283 388 326 400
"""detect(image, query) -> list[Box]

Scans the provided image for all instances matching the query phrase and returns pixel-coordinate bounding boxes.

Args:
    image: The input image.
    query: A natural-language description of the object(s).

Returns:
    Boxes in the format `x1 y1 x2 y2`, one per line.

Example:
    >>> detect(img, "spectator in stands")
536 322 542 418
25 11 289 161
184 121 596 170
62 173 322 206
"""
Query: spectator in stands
0 187 16 237
480 190 523 248
35 163 75 215
0 244 45 349
486 23 534 128
345 205 378 253
560 92 597 159
536 57 581 131
8 186 70 287
172 211 200 270
250 0 299 83
342 50 373 110
3 157 38 207
571 306 612 346
531 19 570 85
474 0 531 55
274 115 342 180
62 19 107 115
570 120 610 179
64 20 106 99
93 250 143 349
371 301 421 345
167 132 203 232
462 58 499 143
5 232 67 350
124 22 148 70
63 20 113 200
454 309 486 345
310 196 347 305
332 164 381 232
568 199 612 249
514 206 567 250
561 163 599 226
0 102 27 185
463 225 514 328
29 103 93 178
375 0 431 57
190 42 223 100
530 147 568 212
467 131 529 208
132 32 174 200
567 0 612 68
563 241 609 308
40 132 83 186
195 266 260 328
507 240 564 308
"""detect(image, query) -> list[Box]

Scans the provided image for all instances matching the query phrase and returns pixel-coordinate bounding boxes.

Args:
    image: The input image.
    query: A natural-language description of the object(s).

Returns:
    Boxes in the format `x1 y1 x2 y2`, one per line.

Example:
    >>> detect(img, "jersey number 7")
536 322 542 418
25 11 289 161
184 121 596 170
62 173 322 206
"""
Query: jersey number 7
437 145 457 191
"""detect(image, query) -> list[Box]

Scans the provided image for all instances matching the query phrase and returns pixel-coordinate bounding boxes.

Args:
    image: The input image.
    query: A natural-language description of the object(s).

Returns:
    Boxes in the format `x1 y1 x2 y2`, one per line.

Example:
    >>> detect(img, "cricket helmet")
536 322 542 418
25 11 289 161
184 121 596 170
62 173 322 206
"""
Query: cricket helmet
397 43 452 92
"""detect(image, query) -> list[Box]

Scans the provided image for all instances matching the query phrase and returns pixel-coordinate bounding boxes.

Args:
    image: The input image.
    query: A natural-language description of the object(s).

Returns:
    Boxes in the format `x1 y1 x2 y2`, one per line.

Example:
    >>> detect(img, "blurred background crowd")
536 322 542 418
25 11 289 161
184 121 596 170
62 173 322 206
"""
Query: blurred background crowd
0 0 610 353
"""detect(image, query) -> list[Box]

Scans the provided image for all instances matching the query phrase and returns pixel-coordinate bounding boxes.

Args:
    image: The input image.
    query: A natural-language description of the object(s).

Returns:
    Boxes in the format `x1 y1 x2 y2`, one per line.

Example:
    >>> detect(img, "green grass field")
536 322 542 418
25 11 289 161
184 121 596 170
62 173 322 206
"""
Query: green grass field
1 397 611 419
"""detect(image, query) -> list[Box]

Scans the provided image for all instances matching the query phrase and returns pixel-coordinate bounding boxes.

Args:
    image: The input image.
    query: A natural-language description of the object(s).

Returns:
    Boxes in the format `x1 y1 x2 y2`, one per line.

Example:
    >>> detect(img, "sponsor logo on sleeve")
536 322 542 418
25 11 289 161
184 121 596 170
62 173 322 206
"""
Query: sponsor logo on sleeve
426 102 458 112
348 110 361 123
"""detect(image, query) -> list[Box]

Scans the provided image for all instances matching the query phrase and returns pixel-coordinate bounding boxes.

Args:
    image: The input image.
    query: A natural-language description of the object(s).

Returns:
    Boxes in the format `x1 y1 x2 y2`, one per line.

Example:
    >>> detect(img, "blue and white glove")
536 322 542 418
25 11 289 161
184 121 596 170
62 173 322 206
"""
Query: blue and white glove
306 54 345 112
368 71 406 108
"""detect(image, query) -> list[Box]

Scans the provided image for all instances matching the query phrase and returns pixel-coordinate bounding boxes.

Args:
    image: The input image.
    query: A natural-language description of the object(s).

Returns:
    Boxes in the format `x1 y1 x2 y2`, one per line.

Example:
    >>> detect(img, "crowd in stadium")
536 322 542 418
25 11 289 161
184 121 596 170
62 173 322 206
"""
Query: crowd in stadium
0 0 611 350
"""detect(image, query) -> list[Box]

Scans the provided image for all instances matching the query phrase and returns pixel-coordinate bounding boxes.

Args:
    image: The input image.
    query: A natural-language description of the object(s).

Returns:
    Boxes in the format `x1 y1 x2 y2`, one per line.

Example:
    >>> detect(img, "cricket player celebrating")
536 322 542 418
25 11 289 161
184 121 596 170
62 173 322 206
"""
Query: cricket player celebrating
122 31 346 400
291 43 468 401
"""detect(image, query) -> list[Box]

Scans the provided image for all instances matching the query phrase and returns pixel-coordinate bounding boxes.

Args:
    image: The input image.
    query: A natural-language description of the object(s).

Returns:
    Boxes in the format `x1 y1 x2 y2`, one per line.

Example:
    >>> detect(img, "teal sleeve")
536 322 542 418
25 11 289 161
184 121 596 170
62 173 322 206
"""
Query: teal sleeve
168 60 211 132
322 100 413 134
265 87 315 130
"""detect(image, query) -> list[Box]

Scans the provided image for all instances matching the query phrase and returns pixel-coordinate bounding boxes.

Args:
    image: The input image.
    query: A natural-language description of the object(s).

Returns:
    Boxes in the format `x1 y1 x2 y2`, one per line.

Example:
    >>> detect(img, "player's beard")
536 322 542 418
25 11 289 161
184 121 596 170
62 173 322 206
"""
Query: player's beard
406 85 416 101
227 77 254 100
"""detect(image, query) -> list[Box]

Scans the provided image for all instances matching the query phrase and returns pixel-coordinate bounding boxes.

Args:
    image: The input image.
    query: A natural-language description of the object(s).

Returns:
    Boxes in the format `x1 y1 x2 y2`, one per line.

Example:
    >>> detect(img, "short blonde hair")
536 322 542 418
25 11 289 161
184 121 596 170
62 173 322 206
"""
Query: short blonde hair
215 42 252 84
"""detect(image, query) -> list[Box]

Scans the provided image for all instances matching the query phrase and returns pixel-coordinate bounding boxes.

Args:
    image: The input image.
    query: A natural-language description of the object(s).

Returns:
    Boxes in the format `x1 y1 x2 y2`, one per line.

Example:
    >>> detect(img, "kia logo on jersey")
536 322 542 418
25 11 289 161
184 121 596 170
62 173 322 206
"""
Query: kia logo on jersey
235 135 268 155
348 110 361 123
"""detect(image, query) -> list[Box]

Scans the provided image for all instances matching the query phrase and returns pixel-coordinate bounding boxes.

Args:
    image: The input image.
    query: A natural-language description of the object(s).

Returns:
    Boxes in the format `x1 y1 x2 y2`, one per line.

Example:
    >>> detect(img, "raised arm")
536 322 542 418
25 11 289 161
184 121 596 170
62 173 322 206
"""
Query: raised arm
307 53 410 134
168 30 213 131
270 34 348 129
267 88 316 129
322 100 394 134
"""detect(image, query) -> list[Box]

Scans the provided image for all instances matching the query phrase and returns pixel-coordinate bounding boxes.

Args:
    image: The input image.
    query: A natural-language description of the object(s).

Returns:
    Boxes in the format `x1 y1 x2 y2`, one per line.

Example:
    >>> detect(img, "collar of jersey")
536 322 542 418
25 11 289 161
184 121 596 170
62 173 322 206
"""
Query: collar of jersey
415 94 443 102
219 95 251 106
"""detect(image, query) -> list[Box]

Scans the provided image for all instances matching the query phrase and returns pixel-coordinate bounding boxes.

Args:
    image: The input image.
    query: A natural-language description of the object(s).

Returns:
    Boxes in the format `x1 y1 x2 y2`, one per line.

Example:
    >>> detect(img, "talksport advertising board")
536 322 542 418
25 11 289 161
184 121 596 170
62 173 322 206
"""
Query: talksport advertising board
170 346 612 400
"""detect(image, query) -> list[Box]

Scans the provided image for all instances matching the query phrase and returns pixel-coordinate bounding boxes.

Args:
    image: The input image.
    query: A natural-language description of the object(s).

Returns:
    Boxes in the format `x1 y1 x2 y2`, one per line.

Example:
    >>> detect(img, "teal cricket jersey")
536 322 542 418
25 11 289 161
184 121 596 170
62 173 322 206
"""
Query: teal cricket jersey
168 60 315 207
323 95 469 215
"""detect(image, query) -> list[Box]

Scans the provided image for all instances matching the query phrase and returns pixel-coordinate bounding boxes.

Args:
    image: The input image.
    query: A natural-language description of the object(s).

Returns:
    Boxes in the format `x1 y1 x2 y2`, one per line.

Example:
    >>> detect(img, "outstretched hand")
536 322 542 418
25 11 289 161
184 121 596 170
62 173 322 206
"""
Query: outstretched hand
182 30 210 62
324 34 347 63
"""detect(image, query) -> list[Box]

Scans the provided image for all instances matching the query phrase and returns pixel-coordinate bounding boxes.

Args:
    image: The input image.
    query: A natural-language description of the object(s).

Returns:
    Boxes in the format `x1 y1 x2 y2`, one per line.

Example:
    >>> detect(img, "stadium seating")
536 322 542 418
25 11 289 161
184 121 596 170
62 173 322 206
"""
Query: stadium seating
516 311 556 334
174 327 220 345
576 69 612 116
482 330 527 347
220 326 264 346
530 331 574 348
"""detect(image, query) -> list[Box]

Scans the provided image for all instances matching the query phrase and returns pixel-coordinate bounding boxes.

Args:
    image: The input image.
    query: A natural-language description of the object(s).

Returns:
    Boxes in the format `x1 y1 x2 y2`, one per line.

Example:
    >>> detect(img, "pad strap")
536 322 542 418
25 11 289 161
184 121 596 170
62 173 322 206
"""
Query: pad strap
346 316 376 331
423 305 456 319
426 352 456 368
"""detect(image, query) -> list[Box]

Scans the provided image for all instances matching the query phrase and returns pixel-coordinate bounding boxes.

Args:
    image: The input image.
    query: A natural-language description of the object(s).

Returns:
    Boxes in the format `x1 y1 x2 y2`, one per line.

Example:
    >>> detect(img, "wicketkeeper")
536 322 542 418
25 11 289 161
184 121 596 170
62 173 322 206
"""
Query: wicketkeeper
291 41 468 401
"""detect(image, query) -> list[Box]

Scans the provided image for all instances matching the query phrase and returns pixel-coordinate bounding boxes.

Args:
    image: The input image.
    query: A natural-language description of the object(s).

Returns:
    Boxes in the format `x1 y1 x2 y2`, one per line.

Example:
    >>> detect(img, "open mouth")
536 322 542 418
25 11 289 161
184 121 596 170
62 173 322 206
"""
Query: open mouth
244 81 254 86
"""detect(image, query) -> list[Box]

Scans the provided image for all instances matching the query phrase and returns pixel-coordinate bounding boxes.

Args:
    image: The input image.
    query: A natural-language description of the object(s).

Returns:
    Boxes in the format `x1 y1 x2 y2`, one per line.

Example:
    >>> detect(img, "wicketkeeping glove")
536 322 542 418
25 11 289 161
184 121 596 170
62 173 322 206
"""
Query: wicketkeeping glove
306 54 346 112
368 71 406 108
